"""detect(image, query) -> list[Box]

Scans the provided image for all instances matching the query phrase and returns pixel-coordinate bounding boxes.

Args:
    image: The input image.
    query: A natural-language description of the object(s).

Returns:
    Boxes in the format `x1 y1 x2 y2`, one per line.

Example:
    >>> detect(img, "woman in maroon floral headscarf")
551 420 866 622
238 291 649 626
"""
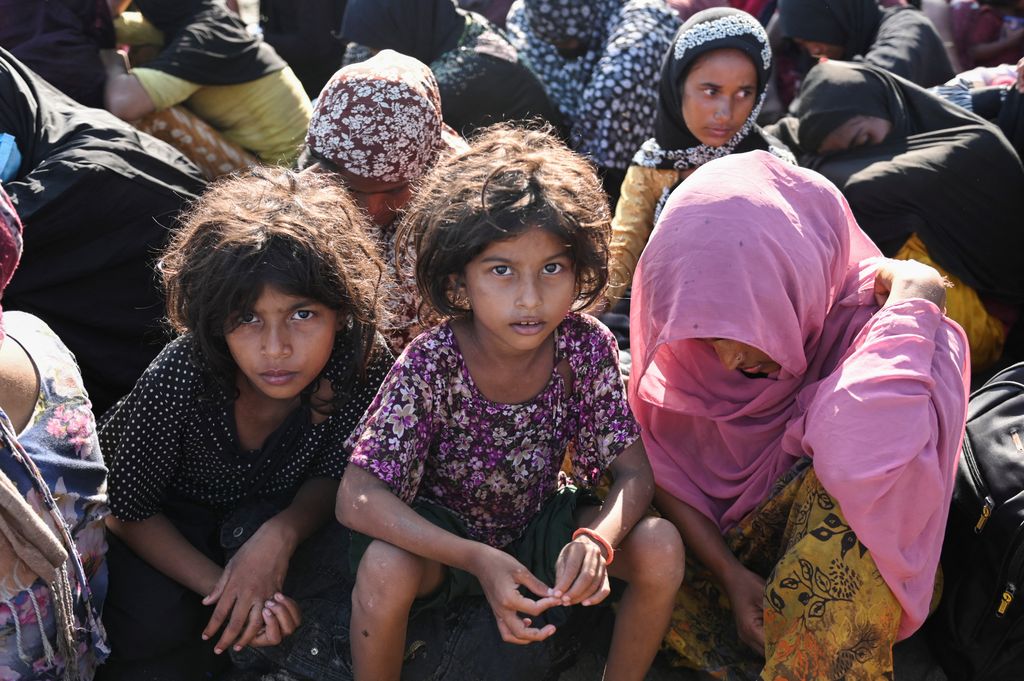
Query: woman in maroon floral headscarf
303 49 468 351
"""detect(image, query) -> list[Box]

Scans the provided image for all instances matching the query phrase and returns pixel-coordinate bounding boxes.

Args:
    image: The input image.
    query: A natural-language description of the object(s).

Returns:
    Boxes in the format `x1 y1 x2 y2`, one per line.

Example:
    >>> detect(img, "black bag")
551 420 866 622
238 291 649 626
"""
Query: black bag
927 362 1024 679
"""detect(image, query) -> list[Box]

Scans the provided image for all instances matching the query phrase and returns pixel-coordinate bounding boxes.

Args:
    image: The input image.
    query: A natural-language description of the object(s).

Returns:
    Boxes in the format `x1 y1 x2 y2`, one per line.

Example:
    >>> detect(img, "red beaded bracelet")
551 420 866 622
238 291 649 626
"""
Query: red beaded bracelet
572 527 615 566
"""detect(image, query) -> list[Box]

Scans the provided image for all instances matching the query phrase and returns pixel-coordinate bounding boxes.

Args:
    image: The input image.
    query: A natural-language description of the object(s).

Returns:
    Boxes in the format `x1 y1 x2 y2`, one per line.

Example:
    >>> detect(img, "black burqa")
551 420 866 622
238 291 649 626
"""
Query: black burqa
0 0 115 108
133 0 285 85
778 0 952 88
0 48 206 413
259 0 347 98
793 60 1024 304
340 0 564 136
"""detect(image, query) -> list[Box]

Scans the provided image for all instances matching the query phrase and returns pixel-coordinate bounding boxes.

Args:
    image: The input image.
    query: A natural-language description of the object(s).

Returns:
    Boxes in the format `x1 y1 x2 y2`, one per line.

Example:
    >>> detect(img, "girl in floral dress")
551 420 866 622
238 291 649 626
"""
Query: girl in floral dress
0 188 108 679
337 124 684 681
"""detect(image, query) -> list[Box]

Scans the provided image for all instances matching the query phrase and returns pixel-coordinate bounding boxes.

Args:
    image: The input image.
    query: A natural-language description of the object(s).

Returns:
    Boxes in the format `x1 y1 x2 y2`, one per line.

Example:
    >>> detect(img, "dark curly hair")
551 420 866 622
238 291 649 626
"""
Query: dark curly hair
395 124 610 320
160 167 390 405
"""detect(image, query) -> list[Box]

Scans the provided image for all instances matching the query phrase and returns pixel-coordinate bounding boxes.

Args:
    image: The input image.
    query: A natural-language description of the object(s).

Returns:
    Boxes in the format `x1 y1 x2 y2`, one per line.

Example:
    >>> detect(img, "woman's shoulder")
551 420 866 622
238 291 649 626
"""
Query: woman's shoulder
3 312 77 372
2 314 104 466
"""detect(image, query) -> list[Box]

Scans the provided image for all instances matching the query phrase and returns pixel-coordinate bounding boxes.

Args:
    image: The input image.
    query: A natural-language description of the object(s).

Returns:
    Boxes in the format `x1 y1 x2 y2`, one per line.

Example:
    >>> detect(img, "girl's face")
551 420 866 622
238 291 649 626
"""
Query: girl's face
681 48 758 148
455 226 576 357
225 284 342 403
702 338 781 377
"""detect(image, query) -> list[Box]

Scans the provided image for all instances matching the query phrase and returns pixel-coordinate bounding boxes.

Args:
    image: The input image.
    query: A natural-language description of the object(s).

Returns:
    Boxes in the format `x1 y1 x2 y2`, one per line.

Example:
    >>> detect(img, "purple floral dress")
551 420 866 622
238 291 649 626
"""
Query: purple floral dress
347 313 639 548
0 313 108 680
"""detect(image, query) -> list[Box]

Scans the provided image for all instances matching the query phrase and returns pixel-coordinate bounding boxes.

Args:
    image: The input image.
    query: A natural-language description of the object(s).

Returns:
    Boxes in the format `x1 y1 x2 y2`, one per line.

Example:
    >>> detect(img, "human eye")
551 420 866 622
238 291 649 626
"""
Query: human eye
237 311 258 325
703 87 719 97
292 309 316 321
543 262 564 274
491 264 511 276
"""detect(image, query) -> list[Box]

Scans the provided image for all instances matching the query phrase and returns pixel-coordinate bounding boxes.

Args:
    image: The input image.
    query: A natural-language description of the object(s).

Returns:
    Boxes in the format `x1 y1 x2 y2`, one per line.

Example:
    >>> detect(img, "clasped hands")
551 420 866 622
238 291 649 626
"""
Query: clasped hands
471 533 612 645
200 521 303 655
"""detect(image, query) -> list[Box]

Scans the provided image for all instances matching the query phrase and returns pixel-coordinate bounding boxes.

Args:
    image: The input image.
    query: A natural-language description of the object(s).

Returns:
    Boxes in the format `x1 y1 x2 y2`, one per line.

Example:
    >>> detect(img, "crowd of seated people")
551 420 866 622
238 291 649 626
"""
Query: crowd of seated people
0 1 1020 680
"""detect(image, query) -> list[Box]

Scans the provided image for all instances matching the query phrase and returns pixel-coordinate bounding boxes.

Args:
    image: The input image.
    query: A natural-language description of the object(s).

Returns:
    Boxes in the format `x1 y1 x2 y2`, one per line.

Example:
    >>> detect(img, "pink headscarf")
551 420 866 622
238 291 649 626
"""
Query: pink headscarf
306 49 466 184
629 150 969 639
0 188 23 344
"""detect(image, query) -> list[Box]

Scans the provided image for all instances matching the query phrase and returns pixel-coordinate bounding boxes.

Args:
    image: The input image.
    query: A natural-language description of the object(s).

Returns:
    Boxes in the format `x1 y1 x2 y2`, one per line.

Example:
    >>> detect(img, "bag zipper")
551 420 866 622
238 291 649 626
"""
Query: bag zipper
976 524 1024 678
961 437 994 533
996 525 1024 618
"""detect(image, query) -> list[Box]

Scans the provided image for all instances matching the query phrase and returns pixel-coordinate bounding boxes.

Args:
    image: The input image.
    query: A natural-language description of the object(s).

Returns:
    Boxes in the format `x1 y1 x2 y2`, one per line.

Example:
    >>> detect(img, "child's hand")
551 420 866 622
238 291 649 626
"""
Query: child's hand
722 565 766 656
249 593 303 648
201 521 295 654
552 535 611 607
471 546 562 645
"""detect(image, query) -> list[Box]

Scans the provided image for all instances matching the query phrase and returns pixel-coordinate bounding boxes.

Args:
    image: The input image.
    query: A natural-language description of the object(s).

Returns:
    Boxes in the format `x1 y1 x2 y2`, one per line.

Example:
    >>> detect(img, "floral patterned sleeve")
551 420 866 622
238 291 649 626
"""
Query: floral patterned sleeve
345 337 440 503
569 316 641 486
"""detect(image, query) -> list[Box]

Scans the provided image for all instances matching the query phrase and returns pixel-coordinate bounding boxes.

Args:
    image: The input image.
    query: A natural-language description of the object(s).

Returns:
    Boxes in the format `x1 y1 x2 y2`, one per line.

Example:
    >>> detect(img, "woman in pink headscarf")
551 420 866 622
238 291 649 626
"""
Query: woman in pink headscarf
629 150 969 679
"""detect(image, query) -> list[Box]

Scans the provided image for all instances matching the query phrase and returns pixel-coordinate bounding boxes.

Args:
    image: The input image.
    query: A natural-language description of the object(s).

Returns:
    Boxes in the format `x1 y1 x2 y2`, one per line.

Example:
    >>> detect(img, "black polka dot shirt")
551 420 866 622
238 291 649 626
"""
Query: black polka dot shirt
101 333 392 521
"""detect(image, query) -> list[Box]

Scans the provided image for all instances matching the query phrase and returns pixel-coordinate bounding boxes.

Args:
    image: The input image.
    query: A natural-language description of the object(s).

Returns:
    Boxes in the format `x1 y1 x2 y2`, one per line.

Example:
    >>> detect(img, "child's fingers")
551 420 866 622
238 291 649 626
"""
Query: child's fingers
271 593 302 630
213 601 256 654
515 567 554 600
232 606 267 652
494 610 556 645
552 546 584 597
559 546 603 604
202 594 236 642
265 600 298 636
579 574 611 607
507 590 561 617
251 608 282 647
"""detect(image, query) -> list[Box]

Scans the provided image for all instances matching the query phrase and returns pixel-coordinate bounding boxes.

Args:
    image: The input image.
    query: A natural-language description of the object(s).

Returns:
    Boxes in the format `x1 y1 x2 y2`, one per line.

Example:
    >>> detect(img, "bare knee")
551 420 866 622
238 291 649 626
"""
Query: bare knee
353 540 426 615
617 517 685 589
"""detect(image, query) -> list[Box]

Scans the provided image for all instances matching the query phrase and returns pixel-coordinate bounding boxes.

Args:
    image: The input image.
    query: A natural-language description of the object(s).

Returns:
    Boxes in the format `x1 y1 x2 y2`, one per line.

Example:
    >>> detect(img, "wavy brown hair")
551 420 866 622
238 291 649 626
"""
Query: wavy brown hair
160 167 390 403
395 124 611 320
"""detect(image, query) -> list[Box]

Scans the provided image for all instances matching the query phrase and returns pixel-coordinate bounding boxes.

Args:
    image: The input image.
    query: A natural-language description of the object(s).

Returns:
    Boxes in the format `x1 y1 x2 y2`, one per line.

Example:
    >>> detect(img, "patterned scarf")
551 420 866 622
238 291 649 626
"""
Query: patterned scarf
632 8 789 171
0 188 81 679
306 50 463 183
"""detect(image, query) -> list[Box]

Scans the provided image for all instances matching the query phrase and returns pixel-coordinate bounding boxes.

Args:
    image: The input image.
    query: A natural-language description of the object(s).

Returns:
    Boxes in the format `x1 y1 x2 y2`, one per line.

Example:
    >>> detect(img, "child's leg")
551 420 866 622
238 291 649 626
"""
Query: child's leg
581 510 685 681
350 538 446 681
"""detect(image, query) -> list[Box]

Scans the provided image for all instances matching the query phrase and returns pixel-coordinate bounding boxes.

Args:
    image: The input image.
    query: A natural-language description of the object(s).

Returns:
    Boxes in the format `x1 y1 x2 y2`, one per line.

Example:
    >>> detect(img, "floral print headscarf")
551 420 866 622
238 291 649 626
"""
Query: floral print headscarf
0 187 23 344
306 49 461 183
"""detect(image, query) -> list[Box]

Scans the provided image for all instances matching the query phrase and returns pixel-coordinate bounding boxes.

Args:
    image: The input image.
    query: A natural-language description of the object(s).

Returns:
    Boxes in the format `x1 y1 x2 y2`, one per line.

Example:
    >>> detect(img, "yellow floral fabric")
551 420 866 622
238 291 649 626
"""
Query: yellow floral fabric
664 462 910 681
894 233 1005 370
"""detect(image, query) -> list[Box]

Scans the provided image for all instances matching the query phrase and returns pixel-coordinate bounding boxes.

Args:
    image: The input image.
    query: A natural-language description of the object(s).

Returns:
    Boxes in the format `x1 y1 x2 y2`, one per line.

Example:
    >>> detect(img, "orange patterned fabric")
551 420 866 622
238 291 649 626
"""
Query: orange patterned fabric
134 106 258 180
664 463 913 681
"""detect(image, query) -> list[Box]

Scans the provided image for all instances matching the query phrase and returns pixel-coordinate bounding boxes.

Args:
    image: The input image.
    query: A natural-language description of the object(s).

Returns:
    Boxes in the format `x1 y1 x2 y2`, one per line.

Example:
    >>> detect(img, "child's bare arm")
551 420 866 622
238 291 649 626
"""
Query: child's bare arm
105 512 223 596
654 487 765 654
553 439 654 606
203 476 337 654
338 465 562 644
